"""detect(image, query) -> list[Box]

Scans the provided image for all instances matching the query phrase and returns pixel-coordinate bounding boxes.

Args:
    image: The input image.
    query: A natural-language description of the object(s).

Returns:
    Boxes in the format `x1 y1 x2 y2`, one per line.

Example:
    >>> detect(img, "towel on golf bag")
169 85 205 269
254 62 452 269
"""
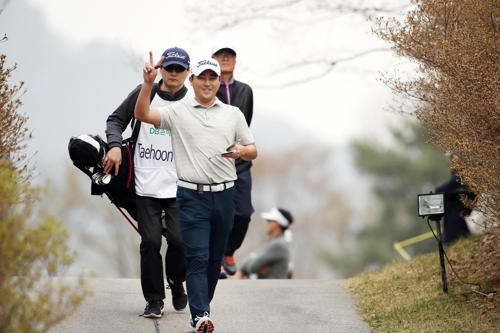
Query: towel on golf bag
68 133 137 221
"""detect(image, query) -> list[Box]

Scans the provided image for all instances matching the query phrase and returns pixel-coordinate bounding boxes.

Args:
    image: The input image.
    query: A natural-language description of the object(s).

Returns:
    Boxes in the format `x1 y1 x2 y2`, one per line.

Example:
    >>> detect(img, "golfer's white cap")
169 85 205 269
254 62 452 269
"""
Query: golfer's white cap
191 58 221 76
211 43 237 56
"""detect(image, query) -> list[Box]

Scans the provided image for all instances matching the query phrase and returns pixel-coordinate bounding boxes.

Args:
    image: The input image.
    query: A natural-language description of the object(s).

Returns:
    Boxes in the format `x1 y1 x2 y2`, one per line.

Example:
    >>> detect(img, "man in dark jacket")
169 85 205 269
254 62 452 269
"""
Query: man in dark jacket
211 43 254 279
435 153 476 244
103 47 192 318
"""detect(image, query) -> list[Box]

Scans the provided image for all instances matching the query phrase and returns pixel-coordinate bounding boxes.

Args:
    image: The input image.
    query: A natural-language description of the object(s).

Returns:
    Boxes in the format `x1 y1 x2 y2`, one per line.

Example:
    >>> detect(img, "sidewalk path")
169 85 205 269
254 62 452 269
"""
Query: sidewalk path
49 278 371 333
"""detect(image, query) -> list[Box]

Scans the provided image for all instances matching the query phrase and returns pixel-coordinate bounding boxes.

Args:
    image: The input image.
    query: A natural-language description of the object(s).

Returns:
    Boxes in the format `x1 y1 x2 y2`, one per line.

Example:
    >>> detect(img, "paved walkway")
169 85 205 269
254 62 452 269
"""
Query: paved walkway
49 278 371 333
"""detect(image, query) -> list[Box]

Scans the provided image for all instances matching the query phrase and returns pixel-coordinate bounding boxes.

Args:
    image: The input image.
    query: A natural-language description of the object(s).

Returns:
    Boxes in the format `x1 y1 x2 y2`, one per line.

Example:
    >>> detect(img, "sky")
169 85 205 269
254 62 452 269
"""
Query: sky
23 0 404 153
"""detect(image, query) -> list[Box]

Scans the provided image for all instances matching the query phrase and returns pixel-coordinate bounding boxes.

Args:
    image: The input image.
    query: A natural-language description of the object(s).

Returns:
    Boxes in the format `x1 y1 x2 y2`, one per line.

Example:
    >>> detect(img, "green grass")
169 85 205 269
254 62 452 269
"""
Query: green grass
343 235 500 332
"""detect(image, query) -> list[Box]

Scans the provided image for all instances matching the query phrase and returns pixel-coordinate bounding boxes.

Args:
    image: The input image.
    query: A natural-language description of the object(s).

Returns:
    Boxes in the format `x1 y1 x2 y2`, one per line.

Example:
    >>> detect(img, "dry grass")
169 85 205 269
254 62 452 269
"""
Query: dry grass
343 228 500 333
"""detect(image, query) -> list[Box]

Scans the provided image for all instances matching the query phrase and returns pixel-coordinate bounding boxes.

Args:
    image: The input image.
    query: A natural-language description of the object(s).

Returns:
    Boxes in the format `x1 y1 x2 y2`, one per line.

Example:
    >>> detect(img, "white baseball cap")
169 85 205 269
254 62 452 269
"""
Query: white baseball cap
261 207 294 228
191 58 221 76
211 43 237 56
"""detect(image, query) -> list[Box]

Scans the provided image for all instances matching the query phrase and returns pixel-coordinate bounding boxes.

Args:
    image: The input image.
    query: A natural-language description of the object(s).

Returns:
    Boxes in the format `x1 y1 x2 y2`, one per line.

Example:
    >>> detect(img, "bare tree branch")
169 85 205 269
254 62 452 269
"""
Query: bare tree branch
187 0 413 31
254 47 391 89
0 1 12 11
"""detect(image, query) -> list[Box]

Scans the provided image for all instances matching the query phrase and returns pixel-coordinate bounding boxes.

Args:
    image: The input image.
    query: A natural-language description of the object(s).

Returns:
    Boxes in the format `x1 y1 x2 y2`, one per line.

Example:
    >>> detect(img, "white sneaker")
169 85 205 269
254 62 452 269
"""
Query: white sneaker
189 312 214 333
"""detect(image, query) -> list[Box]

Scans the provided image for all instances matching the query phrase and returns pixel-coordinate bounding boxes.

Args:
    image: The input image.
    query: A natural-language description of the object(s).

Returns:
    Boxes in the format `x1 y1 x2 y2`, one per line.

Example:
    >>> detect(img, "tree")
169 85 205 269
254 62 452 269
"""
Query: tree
186 0 411 87
0 51 32 182
323 120 450 277
0 40 88 332
373 0 500 223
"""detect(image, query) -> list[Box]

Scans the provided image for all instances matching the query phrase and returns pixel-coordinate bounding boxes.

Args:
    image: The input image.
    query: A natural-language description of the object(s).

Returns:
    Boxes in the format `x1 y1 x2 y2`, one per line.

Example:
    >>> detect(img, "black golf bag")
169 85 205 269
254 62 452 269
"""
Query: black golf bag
68 133 166 236
68 133 137 223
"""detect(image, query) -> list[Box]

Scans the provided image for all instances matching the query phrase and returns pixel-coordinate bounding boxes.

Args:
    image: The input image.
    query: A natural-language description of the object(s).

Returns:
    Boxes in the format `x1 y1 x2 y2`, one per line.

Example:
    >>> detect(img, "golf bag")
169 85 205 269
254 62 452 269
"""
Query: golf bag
68 132 166 236
68 84 168 234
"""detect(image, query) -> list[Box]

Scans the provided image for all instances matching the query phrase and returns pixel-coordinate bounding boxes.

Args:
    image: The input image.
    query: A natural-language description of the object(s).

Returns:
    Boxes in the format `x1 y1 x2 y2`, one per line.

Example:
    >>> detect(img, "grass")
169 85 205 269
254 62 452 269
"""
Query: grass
342 230 500 333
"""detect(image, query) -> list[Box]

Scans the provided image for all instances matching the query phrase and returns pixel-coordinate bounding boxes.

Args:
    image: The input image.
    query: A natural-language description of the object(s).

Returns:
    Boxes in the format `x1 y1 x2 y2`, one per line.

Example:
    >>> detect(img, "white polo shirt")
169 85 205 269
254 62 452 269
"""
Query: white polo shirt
156 97 255 184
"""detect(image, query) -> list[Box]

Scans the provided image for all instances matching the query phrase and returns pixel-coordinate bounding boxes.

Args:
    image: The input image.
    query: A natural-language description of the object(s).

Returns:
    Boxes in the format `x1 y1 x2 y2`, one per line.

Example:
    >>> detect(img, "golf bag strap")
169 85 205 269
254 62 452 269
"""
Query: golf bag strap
127 82 158 151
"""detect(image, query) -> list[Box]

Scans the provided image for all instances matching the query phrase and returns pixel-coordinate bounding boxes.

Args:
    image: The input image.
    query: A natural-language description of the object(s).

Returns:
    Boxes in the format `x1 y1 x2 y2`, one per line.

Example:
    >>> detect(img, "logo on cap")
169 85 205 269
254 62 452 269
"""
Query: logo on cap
197 59 218 68
161 47 190 68
165 52 186 60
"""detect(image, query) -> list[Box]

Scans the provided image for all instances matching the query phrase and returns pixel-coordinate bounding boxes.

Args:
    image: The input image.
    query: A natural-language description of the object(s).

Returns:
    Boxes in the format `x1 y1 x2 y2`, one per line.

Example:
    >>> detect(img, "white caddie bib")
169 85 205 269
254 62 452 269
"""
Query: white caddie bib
134 89 194 198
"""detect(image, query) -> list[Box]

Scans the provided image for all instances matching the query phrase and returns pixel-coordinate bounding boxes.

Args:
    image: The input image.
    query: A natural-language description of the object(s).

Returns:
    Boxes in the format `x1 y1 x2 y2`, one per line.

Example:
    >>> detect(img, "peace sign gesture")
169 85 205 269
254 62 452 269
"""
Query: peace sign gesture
143 51 164 84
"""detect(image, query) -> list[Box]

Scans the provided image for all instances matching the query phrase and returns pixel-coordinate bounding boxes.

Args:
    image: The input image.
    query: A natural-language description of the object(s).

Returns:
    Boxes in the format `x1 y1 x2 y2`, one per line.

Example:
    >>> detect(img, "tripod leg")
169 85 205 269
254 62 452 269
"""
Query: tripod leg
435 218 448 293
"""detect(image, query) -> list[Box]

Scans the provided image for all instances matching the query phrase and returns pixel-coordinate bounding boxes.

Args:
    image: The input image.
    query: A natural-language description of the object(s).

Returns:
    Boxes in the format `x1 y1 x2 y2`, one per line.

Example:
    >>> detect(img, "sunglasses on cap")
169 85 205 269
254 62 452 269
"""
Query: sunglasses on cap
154 65 187 73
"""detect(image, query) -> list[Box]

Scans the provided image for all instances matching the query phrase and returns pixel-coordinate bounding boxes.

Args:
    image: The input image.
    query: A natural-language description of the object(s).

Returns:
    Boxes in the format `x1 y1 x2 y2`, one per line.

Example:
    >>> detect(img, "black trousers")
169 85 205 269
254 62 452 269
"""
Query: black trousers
443 210 470 244
224 169 254 256
136 195 186 302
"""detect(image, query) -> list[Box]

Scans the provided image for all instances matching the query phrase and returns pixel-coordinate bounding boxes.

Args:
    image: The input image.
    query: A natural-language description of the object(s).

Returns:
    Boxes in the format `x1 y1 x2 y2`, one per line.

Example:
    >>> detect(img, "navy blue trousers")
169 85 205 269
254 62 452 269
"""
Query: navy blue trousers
176 186 236 320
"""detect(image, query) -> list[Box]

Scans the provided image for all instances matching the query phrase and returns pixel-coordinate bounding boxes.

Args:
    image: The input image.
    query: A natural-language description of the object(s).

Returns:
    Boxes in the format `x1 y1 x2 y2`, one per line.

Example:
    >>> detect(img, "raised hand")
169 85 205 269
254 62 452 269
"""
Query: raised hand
143 51 164 84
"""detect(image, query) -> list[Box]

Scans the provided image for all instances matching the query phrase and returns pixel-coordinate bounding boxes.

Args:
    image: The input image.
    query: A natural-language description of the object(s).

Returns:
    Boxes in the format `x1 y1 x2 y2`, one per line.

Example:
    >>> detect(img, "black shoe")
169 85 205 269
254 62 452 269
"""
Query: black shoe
222 255 237 276
219 265 228 279
143 300 164 318
169 282 188 311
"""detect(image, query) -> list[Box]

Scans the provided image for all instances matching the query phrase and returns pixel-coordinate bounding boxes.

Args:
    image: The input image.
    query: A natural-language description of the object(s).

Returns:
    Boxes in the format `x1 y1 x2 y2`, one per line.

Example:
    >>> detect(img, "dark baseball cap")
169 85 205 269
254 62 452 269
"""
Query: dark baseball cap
161 47 190 69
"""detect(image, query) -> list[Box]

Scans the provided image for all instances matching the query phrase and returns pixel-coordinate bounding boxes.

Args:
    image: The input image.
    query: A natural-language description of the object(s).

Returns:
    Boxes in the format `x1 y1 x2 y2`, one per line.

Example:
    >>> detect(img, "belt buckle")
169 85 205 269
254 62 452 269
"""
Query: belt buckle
211 184 224 192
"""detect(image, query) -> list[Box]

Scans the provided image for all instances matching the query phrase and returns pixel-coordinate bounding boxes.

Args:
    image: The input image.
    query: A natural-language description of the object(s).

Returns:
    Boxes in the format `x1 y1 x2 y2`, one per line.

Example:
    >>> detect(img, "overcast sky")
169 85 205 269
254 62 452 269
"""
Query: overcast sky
25 0 404 144
0 0 410 187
